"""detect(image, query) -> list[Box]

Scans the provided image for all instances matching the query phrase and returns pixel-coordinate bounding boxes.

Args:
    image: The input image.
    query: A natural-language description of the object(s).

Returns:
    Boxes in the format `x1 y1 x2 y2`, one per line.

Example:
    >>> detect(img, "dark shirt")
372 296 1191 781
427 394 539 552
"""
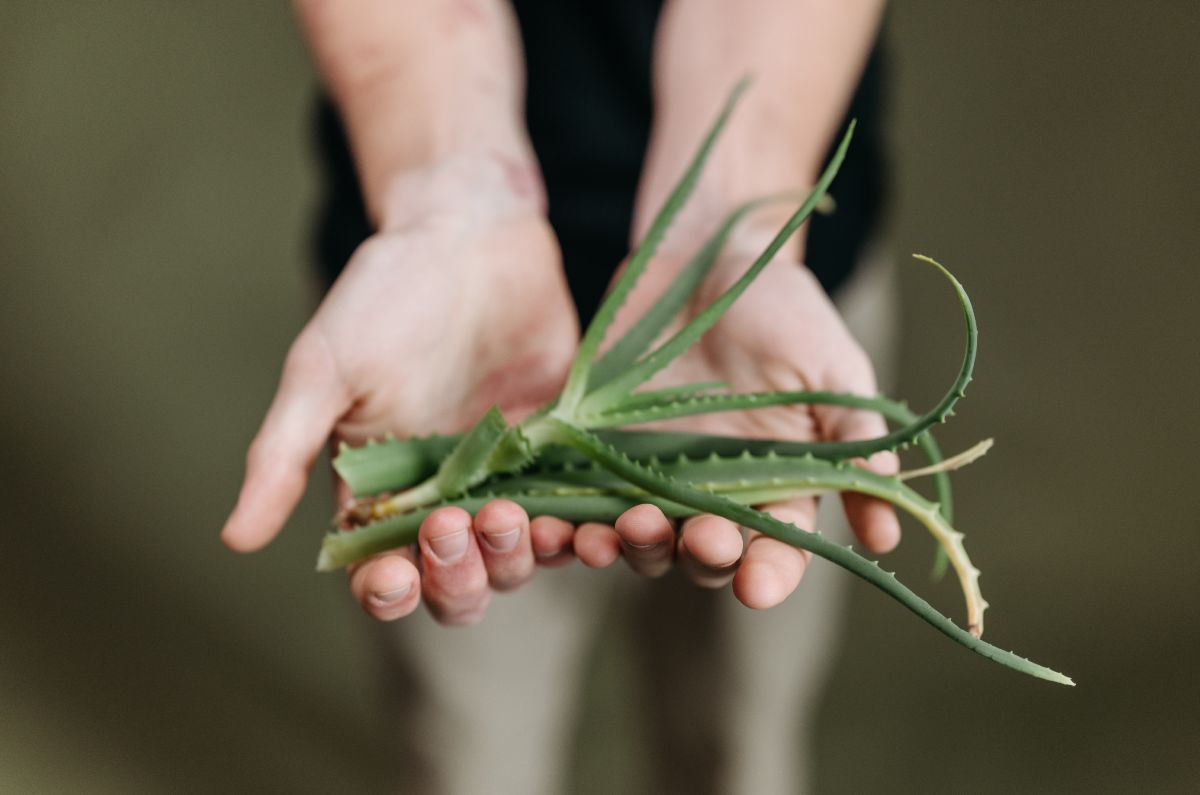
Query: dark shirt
313 2 885 324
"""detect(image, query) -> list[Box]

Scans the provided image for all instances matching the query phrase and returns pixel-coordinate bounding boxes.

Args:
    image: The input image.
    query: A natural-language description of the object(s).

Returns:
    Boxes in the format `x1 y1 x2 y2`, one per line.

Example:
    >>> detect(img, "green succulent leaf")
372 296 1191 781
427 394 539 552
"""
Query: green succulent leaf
588 195 788 390
550 420 1072 686
434 405 510 497
557 78 750 413
579 120 855 415
314 79 1059 689
333 434 458 497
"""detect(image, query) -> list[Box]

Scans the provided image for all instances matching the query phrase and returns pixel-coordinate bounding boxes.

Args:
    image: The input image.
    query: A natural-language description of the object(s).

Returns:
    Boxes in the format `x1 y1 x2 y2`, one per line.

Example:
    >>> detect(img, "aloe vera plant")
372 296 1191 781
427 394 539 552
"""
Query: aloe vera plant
318 82 1073 686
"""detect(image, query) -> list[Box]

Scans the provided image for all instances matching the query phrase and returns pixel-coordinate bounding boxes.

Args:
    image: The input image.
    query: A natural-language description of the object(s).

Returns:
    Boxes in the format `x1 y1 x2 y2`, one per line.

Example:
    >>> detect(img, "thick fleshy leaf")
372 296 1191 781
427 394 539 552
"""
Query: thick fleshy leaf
588 196 786 390
579 121 856 414
551 420 1072 686
556 79 750 412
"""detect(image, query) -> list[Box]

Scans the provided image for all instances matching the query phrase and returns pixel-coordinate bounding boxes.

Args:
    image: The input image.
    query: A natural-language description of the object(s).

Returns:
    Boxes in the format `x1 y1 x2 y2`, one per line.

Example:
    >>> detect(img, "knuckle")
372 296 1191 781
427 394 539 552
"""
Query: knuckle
430 590 493 626
489 565 534 593
348 235 397 270
686 565 737 590
282 330 322 375
633 561 673 579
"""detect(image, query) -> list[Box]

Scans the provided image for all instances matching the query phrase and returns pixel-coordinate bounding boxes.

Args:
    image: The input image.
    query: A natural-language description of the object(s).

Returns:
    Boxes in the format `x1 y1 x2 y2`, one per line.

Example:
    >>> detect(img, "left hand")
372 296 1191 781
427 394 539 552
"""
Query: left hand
570 231 900 609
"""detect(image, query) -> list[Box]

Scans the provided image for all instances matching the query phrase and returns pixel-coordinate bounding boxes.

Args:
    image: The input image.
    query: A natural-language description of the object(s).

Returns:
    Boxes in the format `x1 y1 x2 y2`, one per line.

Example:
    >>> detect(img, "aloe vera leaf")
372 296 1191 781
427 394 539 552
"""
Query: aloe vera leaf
333 376 963 551
579 121 855 414
587 388 957 501
550 419 1072 685
335 413 955 506
330 428 713 497
591 248 973 577
899 439 992 480
360 408 513 519
930 542 951 580
587 388 892 427
606 422 959 583
557 79 750 413
320 453 947 571
596 392 957 572
334 434 459 497
643 450 987 634
432 406 509 496
871 401 954 581
318 468 944 573
486 445 984 630
608 381 729 410
588 195 786 390
485 425 536 473
317 492 700 571
585 253 972 471
321 445 986 626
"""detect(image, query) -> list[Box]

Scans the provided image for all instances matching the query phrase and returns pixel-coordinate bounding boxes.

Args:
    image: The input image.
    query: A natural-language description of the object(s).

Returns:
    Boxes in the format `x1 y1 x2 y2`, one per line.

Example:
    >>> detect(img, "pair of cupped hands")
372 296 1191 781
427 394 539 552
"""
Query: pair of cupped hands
220 154 900 625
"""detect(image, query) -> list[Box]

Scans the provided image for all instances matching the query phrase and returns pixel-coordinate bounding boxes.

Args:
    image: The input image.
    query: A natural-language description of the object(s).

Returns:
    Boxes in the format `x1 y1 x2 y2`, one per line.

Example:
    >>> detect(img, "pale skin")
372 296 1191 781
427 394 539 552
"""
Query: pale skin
221 0 894 623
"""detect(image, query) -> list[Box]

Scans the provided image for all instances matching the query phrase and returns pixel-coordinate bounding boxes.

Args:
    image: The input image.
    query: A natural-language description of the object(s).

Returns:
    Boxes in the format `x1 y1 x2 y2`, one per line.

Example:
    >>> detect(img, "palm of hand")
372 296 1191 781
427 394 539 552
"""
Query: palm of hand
647 252 863 441
221 209 575 551
570 251 899 608
223 206 580 624
315 214 578 449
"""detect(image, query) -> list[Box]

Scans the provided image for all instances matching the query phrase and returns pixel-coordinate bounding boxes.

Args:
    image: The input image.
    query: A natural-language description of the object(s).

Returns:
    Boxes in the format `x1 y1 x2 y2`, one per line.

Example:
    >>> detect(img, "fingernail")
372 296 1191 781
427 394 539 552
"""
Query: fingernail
428 529 469 563
481 526 521 553
369 583 412 606
682 537 741 569
625 540 666 552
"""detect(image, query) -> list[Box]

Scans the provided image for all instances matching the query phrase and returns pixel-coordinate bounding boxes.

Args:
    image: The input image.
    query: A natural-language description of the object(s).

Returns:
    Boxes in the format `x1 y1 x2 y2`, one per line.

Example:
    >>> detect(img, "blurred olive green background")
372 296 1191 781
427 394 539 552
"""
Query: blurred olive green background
2 3 1198 793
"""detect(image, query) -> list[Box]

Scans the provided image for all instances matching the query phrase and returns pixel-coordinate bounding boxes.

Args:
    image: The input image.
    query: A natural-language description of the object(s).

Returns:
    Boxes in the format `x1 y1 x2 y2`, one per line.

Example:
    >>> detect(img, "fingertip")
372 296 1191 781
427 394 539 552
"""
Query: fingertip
865 448 900 476
680 516 744 569
226 331 350 555
417 507 490 625
732 536 808 610
530 516 575 566
844 494 902 554
677 515 742 589
219 475 296 553
220 530 266 554
350 554 421 621
575 522 620 568
613 503 673 546
614 504 675 578
474 498 528 536
733 560 791 609
421 505 474 533
220 516 263 553
419 506 475 564
473 499 534 591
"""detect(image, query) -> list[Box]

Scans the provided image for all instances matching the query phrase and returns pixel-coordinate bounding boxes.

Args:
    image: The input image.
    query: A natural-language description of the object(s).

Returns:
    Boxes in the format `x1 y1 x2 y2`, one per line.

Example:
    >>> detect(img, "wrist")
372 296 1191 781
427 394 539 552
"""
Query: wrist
298 0 537 223
376 149 548 233
633 98 822 259
634 144 816 267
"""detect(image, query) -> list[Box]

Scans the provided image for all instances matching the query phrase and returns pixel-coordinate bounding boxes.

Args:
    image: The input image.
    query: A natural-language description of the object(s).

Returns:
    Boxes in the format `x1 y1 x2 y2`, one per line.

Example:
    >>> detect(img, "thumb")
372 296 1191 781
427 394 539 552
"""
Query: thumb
222 330 351 552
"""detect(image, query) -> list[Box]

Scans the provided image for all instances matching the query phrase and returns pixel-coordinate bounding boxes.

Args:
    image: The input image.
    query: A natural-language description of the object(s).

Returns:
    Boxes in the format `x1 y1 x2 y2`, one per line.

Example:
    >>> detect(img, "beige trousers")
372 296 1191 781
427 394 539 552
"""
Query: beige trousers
376 256 899 795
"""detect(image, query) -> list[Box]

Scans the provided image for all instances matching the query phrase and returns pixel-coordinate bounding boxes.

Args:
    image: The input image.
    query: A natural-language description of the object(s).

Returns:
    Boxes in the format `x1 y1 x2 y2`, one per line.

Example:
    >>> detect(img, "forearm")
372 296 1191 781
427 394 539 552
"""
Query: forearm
636 0 883 250
294 0 538 224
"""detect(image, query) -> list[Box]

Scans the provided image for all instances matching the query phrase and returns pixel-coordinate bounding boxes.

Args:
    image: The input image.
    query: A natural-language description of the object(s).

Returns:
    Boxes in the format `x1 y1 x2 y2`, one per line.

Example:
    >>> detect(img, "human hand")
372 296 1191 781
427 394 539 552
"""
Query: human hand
570 227 900 609
220 154 579 624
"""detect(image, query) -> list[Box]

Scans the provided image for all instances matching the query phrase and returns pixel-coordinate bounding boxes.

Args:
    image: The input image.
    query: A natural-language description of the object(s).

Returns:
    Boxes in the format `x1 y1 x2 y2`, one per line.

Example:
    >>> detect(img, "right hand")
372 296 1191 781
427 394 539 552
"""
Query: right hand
220 153 579 625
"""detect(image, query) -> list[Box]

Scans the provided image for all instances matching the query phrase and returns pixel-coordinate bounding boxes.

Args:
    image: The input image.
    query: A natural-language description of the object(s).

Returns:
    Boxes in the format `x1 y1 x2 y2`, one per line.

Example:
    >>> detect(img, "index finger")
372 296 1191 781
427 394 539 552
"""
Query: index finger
221 329 350 552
